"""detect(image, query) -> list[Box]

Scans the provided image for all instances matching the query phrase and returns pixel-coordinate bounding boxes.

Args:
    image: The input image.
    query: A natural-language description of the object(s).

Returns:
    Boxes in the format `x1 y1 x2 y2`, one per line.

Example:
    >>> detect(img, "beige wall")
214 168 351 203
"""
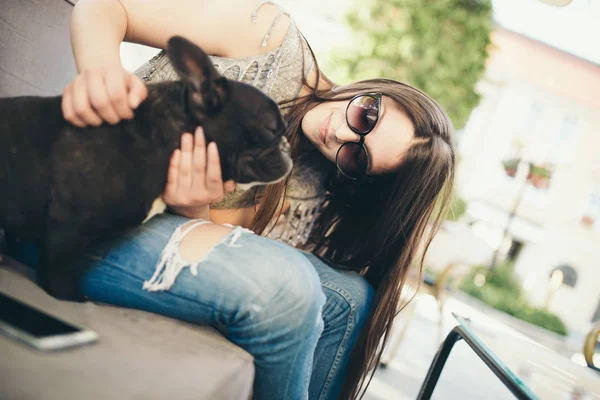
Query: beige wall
456 29 600 335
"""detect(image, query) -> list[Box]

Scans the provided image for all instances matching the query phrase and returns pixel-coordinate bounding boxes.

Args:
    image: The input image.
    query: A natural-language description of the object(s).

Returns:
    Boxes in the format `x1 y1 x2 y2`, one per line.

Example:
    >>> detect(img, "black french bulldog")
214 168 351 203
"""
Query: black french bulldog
0 36 292 301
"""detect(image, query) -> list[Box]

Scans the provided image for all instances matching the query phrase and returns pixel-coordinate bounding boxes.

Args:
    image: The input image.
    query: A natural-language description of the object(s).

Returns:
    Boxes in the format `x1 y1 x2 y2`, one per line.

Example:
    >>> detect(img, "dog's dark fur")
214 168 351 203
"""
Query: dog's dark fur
0 37 292 301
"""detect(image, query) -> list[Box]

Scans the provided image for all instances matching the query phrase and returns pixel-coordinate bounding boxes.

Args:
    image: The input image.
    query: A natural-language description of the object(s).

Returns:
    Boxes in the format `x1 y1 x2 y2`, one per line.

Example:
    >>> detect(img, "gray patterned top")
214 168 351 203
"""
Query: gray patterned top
134 9 328 246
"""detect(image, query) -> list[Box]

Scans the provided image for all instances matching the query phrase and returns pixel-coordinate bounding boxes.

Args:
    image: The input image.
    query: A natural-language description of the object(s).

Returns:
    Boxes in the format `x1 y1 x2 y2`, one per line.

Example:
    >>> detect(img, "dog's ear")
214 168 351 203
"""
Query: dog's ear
167 36 229 116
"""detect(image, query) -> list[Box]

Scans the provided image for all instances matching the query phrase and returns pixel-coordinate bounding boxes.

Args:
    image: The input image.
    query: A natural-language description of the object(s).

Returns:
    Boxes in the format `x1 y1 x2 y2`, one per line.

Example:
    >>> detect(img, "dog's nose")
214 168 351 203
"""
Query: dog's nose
278 136 291 155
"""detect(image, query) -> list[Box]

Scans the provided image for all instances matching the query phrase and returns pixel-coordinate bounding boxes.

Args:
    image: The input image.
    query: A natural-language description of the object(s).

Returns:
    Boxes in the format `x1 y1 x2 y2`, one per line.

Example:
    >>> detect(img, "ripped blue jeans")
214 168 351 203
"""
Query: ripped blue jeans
8 213 373 400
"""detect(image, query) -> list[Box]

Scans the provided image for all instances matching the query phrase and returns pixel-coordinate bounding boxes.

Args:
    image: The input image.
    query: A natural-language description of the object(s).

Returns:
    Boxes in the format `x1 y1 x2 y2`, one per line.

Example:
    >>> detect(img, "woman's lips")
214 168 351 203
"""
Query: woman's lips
320 112 332 145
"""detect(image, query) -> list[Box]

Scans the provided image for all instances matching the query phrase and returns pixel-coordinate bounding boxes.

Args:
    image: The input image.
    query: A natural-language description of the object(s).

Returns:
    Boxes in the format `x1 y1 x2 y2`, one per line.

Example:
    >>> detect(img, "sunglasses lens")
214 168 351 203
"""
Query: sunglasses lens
336 142 368 179
347 95 379 134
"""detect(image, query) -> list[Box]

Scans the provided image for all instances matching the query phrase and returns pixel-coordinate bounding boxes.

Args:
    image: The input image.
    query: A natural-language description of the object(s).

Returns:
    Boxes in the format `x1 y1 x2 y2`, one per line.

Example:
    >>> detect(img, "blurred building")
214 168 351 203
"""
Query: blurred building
457 27 600 336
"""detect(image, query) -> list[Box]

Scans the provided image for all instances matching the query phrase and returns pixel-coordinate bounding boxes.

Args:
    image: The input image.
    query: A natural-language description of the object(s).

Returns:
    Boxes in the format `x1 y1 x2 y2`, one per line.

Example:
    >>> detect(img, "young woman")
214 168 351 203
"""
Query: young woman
29 0 456 398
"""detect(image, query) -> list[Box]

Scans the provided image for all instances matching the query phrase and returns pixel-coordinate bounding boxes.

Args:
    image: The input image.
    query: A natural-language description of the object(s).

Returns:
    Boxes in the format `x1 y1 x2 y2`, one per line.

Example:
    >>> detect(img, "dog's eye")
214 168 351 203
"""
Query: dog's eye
269 123 285 137
262 115 284 136
261 127 279 141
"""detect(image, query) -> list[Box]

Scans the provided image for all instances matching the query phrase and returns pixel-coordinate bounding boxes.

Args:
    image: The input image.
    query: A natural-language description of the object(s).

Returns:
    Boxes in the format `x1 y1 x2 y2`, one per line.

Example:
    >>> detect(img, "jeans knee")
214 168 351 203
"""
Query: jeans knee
283 259 326 327
240 246 325 336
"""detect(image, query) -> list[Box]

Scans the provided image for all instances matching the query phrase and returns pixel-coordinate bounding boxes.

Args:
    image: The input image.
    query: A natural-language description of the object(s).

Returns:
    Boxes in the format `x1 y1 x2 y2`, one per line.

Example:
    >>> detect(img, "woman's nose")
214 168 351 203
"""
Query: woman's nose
335 125 361 144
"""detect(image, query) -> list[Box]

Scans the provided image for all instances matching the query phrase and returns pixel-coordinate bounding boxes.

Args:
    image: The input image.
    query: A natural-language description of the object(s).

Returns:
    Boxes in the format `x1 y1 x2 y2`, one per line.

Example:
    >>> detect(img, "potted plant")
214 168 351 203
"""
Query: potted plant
581 215 595 227
527 163 552 189
502 158 519 178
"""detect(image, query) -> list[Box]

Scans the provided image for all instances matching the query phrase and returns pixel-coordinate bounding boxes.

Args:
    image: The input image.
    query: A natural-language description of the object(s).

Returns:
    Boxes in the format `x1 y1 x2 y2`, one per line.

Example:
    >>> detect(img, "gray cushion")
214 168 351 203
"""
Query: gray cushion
0 0 78 96
0 259 254 400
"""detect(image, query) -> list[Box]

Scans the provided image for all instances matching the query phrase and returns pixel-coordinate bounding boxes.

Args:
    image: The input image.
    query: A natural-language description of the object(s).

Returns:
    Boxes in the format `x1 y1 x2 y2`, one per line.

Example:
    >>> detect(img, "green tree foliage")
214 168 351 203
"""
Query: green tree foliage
328 0 493 129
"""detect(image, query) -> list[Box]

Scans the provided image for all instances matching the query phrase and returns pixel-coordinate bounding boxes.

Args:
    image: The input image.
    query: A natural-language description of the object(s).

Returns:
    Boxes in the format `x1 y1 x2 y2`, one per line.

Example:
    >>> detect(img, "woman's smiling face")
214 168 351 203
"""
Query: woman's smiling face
301 95 416 174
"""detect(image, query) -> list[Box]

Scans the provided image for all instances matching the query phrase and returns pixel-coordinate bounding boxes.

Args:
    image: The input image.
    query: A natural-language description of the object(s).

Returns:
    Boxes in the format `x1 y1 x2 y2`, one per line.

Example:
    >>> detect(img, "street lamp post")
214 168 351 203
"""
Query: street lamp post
544 269 564 309
489 158 531 270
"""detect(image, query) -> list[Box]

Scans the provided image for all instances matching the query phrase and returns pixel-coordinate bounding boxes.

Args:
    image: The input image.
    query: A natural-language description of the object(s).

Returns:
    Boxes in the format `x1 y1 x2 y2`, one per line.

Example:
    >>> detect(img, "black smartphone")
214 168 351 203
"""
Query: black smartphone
0 291 98 351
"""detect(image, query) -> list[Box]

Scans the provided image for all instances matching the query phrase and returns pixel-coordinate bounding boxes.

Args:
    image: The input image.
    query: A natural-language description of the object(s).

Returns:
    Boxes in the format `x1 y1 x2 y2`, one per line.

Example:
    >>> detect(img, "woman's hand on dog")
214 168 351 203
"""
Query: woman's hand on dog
163 127 236 220
62 64 148 127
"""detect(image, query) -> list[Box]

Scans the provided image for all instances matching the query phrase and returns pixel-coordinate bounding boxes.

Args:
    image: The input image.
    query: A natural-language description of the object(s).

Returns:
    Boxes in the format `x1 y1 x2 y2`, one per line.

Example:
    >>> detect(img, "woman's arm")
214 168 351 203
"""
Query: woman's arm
70 0 127 72
71 0 290 71
64 0 290 127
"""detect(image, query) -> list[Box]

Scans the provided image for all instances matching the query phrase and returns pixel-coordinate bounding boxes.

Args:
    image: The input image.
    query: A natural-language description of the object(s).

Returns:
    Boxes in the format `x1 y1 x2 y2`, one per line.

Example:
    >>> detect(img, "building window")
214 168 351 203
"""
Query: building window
524 103 544 134
501 102 543 162
548 116 579 164
549 264 578 288
500 104 557 196
506 240 523 262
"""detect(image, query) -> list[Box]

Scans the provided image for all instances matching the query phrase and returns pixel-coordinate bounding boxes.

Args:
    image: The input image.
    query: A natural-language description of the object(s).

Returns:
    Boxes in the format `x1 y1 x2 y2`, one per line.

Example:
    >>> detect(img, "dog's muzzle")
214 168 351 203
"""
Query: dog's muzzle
233 135 293 189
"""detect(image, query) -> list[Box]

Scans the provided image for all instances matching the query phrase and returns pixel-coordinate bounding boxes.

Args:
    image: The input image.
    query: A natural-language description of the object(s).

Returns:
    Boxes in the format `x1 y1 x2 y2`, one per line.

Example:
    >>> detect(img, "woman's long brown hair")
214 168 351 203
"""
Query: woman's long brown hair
249 42 456 399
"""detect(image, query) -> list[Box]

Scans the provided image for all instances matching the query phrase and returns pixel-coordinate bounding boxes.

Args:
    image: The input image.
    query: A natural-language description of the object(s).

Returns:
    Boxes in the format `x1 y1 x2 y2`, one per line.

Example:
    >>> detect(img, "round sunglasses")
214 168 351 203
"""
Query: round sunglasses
335 93 382 180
